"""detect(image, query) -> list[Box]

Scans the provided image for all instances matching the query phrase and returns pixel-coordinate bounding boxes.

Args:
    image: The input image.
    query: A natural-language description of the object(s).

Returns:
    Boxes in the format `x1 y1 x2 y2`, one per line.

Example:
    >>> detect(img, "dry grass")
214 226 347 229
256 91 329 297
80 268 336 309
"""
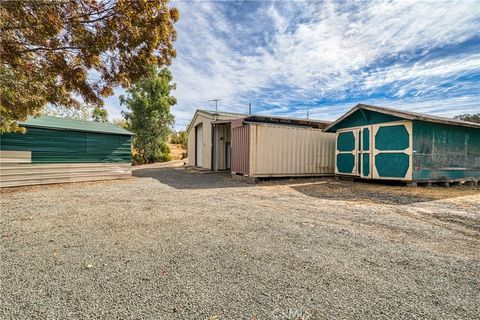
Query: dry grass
168 143 187 160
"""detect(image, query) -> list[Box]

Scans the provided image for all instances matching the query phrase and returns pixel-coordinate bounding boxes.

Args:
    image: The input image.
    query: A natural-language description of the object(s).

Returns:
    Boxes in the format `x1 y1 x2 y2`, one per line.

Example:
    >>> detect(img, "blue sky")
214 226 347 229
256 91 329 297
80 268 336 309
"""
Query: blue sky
104 0 480 130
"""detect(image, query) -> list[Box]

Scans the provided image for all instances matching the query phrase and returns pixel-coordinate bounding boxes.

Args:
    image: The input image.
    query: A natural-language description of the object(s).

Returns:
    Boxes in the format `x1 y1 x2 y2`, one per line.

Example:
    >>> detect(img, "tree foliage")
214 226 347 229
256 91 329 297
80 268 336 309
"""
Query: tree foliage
42 104 108 122
170 130 187 148
42 104 95 120
0 0 179 132
112 118 128 129
454 113 480 124
92 107 108 122
121 67 176 164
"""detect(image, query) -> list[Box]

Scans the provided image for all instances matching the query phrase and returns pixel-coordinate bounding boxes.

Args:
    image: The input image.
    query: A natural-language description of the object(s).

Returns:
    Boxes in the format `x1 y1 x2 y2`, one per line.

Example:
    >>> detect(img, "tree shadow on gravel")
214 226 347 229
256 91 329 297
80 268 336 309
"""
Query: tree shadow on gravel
291 181 480 205
132 167 252 190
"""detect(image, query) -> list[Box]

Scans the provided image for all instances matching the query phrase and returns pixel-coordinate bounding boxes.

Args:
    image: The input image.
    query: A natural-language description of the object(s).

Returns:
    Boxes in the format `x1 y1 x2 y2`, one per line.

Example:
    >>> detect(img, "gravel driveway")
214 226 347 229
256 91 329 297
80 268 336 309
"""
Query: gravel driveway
1 166 479 319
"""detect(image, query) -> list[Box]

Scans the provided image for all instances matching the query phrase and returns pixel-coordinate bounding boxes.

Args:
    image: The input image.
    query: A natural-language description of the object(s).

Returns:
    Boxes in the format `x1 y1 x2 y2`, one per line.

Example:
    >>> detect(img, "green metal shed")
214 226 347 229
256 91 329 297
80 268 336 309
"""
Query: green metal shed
0 116 133 187
324 104 480 184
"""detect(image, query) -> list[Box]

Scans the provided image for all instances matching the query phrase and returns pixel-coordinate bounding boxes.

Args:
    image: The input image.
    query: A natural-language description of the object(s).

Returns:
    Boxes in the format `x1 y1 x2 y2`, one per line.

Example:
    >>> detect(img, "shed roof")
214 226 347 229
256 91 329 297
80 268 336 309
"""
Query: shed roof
186 109 250 133
197 109 250 118
324 104 480 132
243 115 330 129
19 116 133 136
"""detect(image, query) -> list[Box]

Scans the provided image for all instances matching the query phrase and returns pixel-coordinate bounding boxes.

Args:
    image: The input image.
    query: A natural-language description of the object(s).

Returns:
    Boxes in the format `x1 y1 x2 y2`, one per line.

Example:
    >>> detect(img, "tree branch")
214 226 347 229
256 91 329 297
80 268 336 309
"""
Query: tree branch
17 46 82 54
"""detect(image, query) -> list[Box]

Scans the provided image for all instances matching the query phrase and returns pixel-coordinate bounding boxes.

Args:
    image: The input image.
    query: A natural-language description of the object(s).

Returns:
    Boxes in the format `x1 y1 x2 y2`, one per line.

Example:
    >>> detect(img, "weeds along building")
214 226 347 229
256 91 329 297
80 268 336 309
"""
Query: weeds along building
0 116 133 187
187 109 336 178
324 104 480 184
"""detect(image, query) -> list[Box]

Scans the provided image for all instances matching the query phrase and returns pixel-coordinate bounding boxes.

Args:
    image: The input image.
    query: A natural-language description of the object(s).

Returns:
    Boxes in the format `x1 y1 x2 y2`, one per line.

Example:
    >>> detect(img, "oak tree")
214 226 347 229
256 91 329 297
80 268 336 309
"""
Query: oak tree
0 0 179 132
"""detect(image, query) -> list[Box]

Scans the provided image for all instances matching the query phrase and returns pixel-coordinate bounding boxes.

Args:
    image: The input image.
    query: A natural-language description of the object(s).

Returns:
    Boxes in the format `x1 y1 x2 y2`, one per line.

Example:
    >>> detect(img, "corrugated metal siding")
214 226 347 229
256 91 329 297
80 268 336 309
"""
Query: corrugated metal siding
0 163 131 188
0 128 131 163
0 151 31 163
231 125 250 175
249 124 335 177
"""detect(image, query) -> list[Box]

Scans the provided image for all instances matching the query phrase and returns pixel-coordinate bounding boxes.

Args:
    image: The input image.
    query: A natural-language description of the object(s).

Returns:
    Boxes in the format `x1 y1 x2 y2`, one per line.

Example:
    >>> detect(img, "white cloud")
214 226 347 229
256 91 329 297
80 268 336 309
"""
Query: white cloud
103 87 126 121
303 95 480 122
108 0 480 129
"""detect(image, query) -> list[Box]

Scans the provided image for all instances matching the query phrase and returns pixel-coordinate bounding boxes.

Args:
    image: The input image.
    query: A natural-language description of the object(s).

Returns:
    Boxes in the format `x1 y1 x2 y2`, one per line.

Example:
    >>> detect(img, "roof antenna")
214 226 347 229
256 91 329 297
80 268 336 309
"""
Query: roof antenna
249 102 252 115
306 110 309 120
209 99 221 112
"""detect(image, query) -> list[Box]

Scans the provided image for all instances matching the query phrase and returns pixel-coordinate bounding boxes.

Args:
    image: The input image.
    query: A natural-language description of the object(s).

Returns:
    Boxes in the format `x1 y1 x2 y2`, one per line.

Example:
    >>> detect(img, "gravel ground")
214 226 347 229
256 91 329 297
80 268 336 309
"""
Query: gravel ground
1 166 479 319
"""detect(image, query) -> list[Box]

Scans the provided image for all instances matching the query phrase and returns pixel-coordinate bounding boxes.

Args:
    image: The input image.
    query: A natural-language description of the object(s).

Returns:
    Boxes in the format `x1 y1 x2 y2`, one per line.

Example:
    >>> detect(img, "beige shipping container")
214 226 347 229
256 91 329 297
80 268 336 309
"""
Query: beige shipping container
232 123 336 177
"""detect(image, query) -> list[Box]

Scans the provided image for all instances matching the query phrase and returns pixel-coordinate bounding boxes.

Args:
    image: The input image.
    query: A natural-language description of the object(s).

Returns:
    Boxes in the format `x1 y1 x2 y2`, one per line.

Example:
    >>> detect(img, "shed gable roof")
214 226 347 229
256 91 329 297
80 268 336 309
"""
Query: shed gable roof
186 109 249 133
19 116 133 136
197 109 250 118
324 104 480 132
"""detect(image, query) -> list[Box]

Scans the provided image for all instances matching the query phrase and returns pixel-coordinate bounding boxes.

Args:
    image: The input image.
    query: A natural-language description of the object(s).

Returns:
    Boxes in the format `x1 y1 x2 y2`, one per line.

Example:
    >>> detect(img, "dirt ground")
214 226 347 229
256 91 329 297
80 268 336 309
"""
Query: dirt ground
1 166 479 319
168 143 187 161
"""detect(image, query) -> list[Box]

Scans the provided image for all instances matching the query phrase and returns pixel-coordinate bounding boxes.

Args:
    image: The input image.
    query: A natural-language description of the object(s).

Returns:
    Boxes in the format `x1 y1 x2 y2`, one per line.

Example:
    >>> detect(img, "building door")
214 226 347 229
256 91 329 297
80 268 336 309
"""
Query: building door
360 127 371 178
195 123 203 167
372 121 413 180
335 129 357 175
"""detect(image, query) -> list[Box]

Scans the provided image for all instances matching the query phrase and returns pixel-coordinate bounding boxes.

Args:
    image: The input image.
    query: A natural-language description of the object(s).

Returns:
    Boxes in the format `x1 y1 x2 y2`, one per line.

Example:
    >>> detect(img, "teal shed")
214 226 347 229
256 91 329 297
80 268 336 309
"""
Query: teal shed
324 104 480 184
0 116 133 187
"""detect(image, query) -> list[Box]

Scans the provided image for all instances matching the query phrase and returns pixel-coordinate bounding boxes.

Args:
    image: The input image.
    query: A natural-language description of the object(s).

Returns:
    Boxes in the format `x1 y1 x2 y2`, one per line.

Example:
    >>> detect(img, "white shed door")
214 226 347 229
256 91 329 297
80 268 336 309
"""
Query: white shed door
195 123 203 167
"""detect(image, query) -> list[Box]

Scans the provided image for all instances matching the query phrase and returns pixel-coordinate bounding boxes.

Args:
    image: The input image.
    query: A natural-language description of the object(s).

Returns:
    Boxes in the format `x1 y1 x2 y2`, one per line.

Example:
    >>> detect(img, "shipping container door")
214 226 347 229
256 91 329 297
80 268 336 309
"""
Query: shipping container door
372 121 413 180
231 125 250 175
335 129 358 175
195 123 203 167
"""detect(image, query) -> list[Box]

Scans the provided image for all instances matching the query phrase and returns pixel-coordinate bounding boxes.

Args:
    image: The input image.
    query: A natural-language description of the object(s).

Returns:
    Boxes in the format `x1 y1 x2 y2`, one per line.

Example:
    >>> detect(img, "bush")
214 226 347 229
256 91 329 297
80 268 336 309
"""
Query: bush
153 143 172 162
170 131 188 148
132 142 172 165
